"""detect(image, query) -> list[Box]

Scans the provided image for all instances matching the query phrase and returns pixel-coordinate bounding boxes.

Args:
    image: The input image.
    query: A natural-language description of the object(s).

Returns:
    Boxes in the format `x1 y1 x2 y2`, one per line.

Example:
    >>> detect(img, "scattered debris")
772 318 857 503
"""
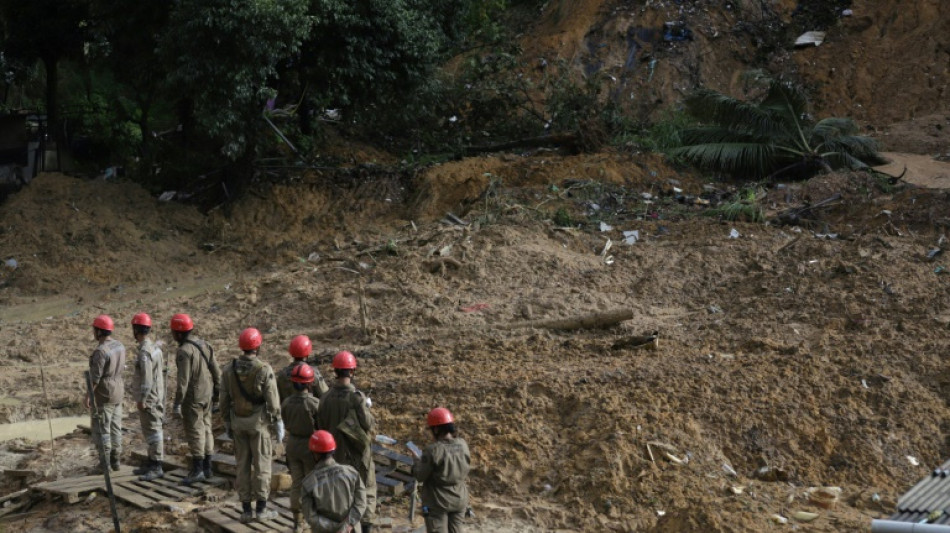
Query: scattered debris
599 221 613 232
753 466 789 482
664 452 688 465
722 462 738 477
806 486 842 509
459 303 490 313
443 212 469 226
611 330 659 350
623 230 640 245
771 514 789 525
792 511 820 522
307 252 320 263
907 456 920 466
927 248 942 260
708 305 723 314
729 228 740 239
158 191 176 202
795 31 827 47
729 486 745 495
4 258 17 269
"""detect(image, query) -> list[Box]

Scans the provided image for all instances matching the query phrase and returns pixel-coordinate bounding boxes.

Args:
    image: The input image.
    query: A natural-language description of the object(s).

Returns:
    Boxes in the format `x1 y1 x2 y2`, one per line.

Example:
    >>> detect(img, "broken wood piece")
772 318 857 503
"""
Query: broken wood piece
612 331 659 350
422 257 463 274
664 452 688 465
497 308 634 331
646 443 655 464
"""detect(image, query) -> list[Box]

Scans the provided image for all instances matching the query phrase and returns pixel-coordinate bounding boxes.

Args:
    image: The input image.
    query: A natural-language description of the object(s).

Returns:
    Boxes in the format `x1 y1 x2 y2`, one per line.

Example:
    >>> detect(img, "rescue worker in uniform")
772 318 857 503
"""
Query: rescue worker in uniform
170 313 221 485
301 430 367 533
316 350 377 533
86 314 127 472
412 408 471 533
277 334 329 403
130 312 165 481
220 327 284 523
281 363 321 532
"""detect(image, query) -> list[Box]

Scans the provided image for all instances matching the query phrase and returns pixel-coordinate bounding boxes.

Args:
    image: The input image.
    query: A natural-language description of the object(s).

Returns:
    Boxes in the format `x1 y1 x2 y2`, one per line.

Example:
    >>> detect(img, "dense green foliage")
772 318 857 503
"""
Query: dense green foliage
669 80 885 180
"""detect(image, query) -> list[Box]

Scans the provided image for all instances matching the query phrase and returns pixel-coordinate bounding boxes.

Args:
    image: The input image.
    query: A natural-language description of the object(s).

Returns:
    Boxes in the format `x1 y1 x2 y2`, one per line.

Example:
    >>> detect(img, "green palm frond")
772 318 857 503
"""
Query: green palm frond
669 141 778 175
684 89 795 140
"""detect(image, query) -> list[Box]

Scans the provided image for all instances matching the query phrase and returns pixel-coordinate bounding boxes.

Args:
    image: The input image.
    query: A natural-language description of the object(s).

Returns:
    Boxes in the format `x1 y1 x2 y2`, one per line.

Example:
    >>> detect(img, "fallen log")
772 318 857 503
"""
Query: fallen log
496 308 634 331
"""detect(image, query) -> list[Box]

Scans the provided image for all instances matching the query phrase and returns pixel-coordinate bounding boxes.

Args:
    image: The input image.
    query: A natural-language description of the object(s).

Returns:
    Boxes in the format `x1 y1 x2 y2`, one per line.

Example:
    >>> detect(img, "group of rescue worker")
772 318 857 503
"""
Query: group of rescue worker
85 312 470 533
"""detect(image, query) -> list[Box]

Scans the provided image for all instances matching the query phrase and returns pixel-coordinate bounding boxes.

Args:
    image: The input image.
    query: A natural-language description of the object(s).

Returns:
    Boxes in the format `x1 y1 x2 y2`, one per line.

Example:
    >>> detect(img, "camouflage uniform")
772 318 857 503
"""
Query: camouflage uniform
174 337 220 459
280 388 320 519
316 383 377 526
89 337 126 469
133 338 164 462
277 360 329 403
220 354 281 503
412 437 471 533
302 456 367 533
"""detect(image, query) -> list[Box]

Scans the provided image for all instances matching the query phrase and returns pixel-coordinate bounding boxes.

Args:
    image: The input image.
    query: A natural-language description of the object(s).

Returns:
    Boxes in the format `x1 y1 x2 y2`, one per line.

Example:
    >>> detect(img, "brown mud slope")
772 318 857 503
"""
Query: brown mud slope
1 161 949 531
514 0 950 128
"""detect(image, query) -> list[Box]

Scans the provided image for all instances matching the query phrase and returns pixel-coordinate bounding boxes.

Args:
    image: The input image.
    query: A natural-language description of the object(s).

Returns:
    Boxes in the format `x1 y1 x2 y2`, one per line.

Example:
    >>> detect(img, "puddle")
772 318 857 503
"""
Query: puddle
0 416 87 441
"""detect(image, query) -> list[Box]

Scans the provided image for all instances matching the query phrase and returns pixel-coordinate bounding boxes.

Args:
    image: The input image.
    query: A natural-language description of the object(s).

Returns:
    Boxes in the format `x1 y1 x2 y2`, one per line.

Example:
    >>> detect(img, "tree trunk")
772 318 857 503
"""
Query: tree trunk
42 55 59 143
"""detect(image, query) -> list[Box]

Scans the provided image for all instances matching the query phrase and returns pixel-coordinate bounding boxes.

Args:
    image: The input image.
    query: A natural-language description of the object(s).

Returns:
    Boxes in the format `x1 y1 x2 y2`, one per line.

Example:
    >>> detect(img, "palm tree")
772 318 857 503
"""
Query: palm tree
669 80 885 180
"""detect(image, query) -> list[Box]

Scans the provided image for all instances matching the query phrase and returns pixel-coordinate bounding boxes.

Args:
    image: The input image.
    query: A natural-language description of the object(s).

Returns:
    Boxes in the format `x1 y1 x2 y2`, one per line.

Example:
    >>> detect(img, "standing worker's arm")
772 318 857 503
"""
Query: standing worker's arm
411 447 435 483
355 394 376 434
139 349 153 408
209 346 222 401
262 369 284 440
174 347 191 408
347 474 368 527
89 348 106 393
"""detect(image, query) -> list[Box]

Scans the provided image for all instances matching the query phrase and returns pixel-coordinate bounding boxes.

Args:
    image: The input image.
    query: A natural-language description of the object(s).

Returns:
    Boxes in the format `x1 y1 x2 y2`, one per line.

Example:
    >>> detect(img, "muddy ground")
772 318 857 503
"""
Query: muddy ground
1 0 950 531
1 150 950 532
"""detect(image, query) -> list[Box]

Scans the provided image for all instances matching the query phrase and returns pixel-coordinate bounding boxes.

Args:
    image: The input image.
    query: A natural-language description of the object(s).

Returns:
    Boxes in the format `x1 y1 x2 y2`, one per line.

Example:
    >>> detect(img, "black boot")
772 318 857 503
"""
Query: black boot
203 454 213 479
140 461 164 481
181 457 206 485
362 523 373 533
110 452 121 471
240 501 254 523
255 500 277 522
133 460 152 475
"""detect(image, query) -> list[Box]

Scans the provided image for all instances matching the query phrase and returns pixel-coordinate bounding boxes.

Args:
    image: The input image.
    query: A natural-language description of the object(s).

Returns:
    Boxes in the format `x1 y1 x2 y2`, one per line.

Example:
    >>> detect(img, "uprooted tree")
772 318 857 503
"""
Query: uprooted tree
668 79 886 181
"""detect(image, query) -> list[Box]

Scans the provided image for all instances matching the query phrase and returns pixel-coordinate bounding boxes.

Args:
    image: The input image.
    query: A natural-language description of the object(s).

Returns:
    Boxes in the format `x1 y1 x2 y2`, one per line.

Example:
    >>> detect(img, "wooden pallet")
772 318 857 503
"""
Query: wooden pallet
31 467 140 503
198 496 295 533
372 444 415 496
111 469 229 509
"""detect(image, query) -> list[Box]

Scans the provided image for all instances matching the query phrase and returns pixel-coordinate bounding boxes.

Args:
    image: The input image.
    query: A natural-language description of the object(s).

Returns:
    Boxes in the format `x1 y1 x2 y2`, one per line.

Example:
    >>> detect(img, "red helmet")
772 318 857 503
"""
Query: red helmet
291 364 315 384
332 350 357 370
289 335 312 359
239 328 263 351
131 313 152 327
309 430 336 453
170 313 194 332
92 314 114 331
427 407 454 427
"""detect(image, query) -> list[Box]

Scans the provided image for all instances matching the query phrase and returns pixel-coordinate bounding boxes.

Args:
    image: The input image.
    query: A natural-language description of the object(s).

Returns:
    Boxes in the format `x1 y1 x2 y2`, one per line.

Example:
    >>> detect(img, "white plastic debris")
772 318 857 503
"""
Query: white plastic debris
158 191 176 202
841 8 853 16
543 484 553 492
449 115 458 123
4 258 17 269
641 192 653 200
795 31 827 47
907 456 920 466
307 252 320 263
623 230 640 245
656 510 666 517
722 462 738 477
729 228 740 239
599 222 613 232
771 514 788 524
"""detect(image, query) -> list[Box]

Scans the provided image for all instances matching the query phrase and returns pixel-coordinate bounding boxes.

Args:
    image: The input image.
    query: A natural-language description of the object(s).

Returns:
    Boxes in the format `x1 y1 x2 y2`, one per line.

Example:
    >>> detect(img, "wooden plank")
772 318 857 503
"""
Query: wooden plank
0 489 28 505
199 509 257 533
375 473 404 497
126 479 192 501
109 484 157 509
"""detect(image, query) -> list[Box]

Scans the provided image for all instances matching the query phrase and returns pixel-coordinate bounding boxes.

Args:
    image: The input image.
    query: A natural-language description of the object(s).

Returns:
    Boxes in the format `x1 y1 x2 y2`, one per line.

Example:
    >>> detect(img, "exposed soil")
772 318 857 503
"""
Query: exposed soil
2 1 950 532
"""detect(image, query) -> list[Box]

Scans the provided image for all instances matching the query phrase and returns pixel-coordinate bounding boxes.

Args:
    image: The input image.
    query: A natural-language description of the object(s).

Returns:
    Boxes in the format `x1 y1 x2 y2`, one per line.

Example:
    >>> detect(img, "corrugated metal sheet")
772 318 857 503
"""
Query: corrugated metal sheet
889 459 950 524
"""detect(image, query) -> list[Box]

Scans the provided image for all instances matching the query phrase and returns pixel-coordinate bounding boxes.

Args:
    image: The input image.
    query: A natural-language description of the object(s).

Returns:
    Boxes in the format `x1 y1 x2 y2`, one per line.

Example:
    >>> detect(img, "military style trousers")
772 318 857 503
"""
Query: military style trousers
91 403 122 462
424 509 465 533
182 401 213 457
233 423 273 502
138 404 164 461
286 435 316 512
